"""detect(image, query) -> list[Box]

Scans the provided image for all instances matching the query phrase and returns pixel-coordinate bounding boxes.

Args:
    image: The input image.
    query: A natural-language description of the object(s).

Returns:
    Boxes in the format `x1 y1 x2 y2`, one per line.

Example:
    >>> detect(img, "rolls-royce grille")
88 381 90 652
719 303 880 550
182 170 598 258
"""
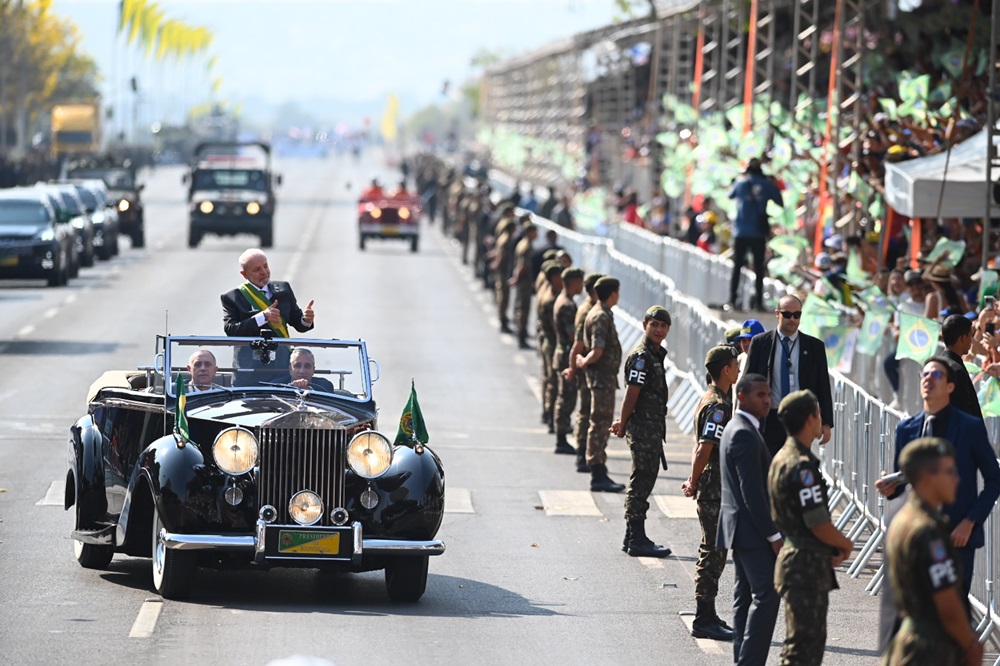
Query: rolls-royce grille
257 428 347 526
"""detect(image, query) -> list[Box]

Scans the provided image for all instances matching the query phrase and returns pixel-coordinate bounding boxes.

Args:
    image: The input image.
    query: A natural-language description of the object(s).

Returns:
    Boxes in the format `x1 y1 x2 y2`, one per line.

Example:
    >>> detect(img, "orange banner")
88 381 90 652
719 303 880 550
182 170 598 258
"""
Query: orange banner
742 0 759 135
692 11 706 111
816 0 843 256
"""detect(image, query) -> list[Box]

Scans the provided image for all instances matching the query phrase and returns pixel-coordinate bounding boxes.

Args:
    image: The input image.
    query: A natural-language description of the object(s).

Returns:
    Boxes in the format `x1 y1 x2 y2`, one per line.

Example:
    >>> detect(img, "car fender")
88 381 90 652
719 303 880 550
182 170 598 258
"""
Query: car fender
117 435 205 548
67 415 107 526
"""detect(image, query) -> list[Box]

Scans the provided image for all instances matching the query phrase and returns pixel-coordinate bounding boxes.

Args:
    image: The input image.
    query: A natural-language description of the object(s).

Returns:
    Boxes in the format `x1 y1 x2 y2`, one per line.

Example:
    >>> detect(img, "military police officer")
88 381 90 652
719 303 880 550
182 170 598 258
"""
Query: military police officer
768 390 853 666
882 438 983 666
509 222 539 349
611 305 673 557
553 267 585 455
577 276 626 493
564 272 603 473
537 261 564 435
682 345 740 641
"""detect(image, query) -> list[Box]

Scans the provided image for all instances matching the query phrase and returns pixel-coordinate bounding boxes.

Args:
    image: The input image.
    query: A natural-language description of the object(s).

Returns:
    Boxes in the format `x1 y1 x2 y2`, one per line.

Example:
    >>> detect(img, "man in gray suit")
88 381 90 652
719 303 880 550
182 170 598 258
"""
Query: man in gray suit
718 373 782 665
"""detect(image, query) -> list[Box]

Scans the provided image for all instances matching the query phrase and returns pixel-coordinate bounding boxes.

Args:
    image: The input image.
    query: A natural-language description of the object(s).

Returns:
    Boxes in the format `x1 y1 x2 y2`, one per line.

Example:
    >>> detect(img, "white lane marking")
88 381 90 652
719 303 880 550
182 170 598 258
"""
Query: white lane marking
285 201 325 284
16 324 35 338
538 490 602 517
654 495 699 519
43 308 59 319
129 600 163 638
513 354 526 367
637 557 665 569
36 480 63 506
62 294 77 305
498 335 513 346
678 614 727 655
525 376 542 404
445 488 475 514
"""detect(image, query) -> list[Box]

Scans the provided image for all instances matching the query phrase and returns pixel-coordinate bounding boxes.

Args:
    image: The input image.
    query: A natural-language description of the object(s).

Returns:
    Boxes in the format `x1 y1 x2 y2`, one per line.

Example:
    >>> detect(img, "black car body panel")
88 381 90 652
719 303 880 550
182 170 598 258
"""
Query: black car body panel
66 166 144 245
0 190 74 285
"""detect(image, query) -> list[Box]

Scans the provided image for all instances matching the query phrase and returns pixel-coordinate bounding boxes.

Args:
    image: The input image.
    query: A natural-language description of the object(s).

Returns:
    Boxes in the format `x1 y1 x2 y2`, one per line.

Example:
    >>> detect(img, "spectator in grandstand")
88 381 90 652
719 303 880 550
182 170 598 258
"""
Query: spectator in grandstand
540 185 559 220
885 270 928 409
696 212 720 254
622 190 643 226
646 198 672 236
554 195 575 231
923 264 970 319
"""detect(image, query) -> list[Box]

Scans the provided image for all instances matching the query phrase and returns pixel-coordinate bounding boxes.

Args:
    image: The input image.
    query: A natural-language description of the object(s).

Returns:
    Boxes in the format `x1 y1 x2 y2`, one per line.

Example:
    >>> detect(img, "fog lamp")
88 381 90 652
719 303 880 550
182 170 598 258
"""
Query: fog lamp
289 490 323 526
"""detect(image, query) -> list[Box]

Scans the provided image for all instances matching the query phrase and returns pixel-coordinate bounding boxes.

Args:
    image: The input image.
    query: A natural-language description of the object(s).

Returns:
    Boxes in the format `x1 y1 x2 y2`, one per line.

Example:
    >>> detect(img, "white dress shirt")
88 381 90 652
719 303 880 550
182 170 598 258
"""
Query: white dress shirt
251 283 274 327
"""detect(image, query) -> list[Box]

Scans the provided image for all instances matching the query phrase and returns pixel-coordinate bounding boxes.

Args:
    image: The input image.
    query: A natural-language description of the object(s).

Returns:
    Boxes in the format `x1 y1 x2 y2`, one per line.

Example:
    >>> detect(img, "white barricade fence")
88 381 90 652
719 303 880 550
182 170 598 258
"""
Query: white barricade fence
523 212 1000 646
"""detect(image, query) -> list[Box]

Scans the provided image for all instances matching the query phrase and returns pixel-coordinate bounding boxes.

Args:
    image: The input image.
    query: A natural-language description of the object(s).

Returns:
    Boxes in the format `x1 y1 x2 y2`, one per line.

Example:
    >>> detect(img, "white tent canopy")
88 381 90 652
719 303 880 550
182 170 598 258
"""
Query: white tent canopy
884 126 1000 219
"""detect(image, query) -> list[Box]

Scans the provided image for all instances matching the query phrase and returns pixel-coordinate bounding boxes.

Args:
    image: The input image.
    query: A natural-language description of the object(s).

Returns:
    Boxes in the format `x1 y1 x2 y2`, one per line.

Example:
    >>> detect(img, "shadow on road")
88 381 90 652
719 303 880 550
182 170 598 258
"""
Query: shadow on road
0 340 135 355
99 558 565 618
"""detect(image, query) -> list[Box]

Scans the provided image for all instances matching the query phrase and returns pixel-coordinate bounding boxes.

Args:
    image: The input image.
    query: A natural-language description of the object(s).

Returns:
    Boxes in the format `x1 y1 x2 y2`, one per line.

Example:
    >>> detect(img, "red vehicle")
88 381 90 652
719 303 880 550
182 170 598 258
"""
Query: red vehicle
358 196 421 252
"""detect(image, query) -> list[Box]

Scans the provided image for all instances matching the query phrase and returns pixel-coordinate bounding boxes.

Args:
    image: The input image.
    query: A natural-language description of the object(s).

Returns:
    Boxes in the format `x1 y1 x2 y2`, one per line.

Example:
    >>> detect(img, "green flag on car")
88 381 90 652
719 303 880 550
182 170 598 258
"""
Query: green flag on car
174 374 190 441
394 380 429 447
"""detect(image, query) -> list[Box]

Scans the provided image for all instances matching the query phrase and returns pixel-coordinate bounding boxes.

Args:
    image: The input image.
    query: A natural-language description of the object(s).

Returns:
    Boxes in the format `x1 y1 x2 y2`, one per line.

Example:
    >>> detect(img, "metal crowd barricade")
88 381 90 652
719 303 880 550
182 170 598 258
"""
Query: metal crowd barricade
525 205 1000 646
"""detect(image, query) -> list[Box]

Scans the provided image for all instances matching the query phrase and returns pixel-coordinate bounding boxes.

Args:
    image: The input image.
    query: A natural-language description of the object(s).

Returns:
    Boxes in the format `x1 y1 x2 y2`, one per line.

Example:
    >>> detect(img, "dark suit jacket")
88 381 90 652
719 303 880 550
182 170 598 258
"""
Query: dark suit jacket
744 329 834 426
891 407 1000 549
718 413 780 550
221 280 313 338
274 375 335 392
942 349 983 420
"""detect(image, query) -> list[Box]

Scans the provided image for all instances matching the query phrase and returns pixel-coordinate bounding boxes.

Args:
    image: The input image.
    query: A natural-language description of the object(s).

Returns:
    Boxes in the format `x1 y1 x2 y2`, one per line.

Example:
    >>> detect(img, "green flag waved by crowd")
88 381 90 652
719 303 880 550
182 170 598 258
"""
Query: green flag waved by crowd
978 376 1000 418
174 374 190 441
895 312 941 362
856 309 892 356
394 380 429 447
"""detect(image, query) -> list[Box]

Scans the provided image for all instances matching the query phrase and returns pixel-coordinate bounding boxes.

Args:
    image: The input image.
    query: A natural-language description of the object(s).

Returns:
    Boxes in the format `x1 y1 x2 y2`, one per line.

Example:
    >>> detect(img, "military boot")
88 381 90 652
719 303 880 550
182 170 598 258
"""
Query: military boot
575 450 590 474
554 432 575 455
518 333 531 350
691 599 734 641
621 522 631 552
625 519 671 558
590 464 625 493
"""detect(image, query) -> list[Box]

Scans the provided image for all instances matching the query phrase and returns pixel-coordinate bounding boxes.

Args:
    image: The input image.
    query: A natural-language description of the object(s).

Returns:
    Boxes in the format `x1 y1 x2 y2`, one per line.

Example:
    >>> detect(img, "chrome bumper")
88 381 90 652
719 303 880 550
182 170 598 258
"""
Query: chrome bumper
160 522 445 558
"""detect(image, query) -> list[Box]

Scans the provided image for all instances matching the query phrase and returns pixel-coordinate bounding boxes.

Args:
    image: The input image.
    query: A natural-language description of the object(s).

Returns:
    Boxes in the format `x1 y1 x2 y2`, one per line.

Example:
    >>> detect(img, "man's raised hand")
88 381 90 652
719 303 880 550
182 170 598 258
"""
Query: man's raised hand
304 299 315 325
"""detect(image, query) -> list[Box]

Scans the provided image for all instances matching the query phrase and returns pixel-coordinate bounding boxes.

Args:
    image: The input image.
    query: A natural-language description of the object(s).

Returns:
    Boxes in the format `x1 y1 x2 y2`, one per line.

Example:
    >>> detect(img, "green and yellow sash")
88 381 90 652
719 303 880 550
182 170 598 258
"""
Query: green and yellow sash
239 282 289 337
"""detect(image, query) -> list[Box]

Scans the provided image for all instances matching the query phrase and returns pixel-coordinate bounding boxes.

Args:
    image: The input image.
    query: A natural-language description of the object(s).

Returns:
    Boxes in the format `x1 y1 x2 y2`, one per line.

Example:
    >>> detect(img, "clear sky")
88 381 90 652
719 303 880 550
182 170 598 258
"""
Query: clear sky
52 0 620 124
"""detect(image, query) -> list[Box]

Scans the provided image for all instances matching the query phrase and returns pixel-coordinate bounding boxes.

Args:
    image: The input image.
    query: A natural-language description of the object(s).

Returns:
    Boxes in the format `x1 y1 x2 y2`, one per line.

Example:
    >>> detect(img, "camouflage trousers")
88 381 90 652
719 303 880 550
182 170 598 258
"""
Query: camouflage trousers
540 337 557 417
553 350 578 435
586 376 615 466
624 433 661 520
575 377 591 454
779 586 829 666
513 286 532 337
695 499 727 601
495 279 510 327
881 619 962 666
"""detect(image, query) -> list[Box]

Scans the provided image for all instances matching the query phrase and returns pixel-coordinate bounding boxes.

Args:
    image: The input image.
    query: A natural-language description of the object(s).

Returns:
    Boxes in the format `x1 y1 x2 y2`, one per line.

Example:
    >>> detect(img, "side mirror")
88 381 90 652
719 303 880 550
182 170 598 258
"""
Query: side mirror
369 358 380 383
275 174 283 186
181 173 189 185
137 184 145 192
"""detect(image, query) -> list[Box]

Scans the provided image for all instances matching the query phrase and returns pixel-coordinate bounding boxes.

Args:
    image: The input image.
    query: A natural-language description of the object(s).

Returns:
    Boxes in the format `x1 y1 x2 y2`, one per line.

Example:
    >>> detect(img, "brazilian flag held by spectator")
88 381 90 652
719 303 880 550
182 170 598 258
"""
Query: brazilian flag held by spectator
857 309 892 356
174 374 190 441
896 312 941 362
394 380 429 447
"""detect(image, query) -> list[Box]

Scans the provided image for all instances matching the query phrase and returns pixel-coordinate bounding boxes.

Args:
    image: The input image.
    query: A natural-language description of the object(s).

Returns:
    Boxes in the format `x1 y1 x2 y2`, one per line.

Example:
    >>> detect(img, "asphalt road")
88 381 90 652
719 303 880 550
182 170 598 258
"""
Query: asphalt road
0 153 883 665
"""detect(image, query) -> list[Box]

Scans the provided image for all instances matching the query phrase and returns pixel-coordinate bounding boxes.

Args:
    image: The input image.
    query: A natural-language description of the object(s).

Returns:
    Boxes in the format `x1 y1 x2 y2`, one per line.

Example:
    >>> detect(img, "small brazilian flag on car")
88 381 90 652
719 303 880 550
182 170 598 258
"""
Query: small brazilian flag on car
394 380 429 447
174 374 190 441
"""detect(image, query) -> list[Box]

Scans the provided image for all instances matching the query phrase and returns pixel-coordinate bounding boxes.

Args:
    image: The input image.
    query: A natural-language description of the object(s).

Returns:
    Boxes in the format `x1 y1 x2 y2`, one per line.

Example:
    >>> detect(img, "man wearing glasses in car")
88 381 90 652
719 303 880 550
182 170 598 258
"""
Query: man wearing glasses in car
743 294 833 457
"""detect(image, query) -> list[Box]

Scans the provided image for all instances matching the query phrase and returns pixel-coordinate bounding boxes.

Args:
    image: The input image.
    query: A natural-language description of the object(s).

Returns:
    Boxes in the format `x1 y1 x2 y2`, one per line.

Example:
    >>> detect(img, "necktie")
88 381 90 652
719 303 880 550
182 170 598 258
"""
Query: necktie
922 414 935 438
780 336 792 398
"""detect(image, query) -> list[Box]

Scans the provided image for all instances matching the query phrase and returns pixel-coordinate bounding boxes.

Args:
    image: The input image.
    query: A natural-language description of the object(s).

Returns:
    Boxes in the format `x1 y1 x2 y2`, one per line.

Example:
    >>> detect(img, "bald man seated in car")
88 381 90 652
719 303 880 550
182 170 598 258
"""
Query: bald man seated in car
187 349 223 393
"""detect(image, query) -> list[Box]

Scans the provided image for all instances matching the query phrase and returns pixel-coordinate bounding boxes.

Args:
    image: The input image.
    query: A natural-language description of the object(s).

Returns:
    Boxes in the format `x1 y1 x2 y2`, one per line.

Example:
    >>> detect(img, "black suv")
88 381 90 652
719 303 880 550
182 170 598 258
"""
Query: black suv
184 142 280 248
0 188 76 286
67 163 145 248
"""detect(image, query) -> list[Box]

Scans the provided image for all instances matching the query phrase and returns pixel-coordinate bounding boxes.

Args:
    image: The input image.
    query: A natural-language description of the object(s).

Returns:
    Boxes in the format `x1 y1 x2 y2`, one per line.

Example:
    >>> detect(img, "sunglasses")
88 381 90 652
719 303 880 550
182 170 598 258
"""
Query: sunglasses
776 310 803 319
921 369 946 380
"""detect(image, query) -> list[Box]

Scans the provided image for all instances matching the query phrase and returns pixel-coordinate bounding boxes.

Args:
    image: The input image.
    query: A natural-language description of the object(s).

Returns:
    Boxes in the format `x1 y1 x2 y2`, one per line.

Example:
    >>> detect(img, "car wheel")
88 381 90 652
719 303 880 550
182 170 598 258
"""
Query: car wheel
359 235 366 251
81 240 95 267
151 502 195 600
131 228 145 249
384 556 428 602
410 237 419 253
73 537 114 570
69 250 80 278
111 233 120 256
188 230 201 249
259 231 273 248
47 255 67 287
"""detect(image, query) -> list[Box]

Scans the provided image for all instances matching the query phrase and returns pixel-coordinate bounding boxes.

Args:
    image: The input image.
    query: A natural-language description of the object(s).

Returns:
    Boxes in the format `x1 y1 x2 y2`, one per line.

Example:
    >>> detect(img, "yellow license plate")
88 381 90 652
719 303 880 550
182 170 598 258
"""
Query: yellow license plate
382 227 398 235
278 530 341 554
0 256 17 267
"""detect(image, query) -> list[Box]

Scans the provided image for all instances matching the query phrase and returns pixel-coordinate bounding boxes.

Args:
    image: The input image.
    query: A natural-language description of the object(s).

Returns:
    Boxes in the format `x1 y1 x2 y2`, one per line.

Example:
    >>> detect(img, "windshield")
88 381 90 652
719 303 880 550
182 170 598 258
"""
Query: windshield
0 201 50 226
165 337 371 401
73 186 98 211
193 169 267 192
57 191 85 215
69 168 135 190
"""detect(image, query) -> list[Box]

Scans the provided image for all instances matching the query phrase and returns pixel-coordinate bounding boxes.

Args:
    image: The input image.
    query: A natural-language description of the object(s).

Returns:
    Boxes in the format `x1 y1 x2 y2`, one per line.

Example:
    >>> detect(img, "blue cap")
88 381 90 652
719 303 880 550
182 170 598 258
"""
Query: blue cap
737 319 765 340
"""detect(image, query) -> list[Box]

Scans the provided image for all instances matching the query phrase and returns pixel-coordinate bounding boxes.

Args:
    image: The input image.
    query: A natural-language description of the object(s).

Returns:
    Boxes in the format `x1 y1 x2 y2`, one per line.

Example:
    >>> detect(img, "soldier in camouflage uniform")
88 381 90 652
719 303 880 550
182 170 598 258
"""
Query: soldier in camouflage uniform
564 273 603 473
611 305 673 557
510 223 539 349
553 267 585 455
491 218 516 334
768 390 854 666
536 261 563 434
882 437 981 666
682 345 740 641
577 277 626 493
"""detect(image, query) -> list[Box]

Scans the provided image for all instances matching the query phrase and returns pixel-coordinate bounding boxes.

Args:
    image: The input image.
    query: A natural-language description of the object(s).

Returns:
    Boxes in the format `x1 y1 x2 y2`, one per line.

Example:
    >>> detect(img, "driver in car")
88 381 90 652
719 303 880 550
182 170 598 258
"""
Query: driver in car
277 348 334 392
187 349 222 392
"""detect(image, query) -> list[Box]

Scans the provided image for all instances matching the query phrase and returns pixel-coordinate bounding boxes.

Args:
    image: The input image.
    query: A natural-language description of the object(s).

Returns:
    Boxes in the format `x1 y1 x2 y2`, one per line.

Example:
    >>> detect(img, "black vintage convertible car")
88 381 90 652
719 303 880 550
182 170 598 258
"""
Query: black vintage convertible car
66 335 445 601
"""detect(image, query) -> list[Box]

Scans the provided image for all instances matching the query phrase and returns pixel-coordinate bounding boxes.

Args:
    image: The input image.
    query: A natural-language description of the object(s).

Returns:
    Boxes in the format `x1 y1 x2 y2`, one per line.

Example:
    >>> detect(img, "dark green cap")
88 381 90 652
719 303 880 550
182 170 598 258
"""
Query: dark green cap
705 345 739 367
594 276 620 290
555 250 572 263
724 327 742 344
644 305 671 325
542 260 563 277
543 249 560 261
584 273 604 290
777 389 819 419
521 221 537 232
899 436 955 470
562 267 584 281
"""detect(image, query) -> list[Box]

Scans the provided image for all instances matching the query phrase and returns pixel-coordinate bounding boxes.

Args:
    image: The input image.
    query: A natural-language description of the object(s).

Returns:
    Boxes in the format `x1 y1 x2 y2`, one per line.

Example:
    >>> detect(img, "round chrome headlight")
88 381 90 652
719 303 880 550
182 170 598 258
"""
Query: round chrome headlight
199 201 214 214
347 431 393 479
289 490 323 526
246 201 261 215
212 427 258 475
